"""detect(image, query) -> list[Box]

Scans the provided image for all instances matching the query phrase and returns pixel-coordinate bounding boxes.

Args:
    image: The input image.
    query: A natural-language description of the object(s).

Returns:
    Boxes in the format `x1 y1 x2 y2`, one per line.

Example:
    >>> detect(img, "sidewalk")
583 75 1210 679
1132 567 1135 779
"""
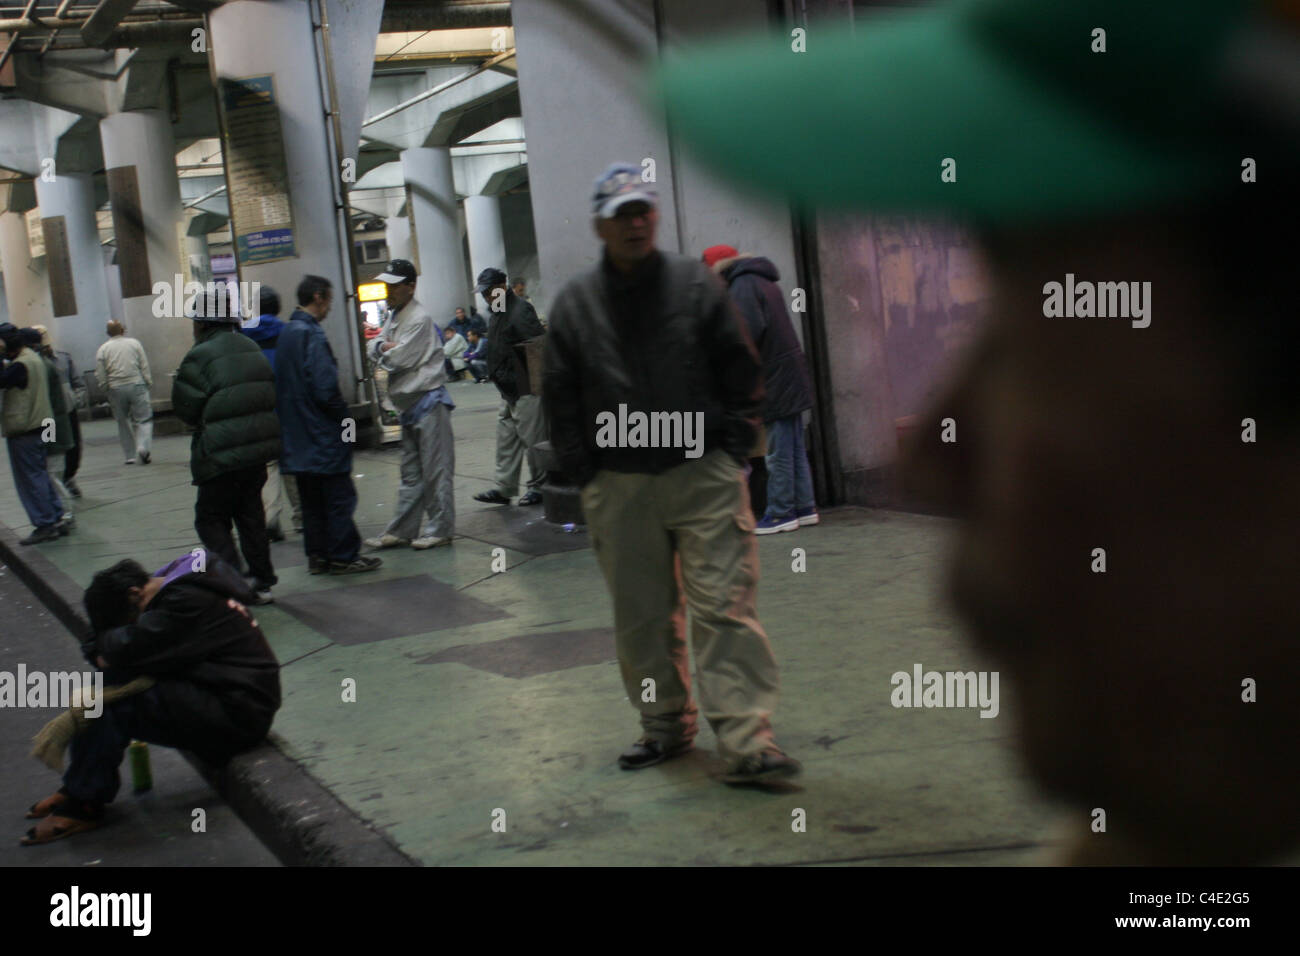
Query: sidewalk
1 379 1064 865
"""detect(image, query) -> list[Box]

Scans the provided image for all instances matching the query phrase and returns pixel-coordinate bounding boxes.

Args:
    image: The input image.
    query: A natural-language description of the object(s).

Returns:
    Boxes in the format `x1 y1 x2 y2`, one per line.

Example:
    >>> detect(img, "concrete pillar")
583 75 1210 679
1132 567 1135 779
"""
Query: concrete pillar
99 109 187 401
209 0 381 404
385 215 411 262
402 146 467 323
463 194 506 291
34 171 113 375
0 210 52 328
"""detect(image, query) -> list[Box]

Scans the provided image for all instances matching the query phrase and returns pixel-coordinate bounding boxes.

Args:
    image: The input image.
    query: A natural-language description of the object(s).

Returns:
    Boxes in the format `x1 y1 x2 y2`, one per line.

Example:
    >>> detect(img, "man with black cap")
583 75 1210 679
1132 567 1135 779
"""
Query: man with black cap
473 266 547 507
172 292 281 603
542 163 801 785
364 259 456 551
0 322 68 544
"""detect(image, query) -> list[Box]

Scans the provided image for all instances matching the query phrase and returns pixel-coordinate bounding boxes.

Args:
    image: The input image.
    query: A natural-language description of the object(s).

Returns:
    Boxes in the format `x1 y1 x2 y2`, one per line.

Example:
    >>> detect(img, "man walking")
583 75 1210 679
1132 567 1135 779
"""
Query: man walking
363 259 456 551
172 294 281 604
473 267 547 507
94 320 153 465
542 163 800 784
0 323 67 545
276 275 380 575
703 245 818 533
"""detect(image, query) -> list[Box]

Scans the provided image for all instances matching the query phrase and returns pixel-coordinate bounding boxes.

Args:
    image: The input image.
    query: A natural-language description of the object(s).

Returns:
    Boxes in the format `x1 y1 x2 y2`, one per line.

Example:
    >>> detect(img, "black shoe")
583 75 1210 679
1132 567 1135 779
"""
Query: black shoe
20 525 61 546
249 589 274 606
308 556 330 575
618 737 694 771
64 478 82 498
266 524 285 542
473 489 511 505
517 491 543 506
138 451 150 464
329 556 382 575
55 517 73 536
721 750 803 785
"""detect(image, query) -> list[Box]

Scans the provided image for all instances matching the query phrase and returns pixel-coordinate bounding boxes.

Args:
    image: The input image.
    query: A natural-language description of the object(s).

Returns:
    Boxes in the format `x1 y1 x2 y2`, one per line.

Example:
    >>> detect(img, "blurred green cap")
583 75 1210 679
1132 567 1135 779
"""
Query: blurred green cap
654 0 1298 221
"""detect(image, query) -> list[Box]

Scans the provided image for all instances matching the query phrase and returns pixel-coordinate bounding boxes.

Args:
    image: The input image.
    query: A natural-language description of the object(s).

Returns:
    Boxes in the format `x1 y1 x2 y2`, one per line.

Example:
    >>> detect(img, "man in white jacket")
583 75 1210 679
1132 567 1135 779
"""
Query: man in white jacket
364 259 455 550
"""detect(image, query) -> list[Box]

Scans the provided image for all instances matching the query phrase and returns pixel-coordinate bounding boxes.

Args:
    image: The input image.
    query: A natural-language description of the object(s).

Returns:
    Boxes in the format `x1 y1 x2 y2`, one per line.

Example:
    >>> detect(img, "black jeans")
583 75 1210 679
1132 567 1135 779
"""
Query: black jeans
194 464 276 587
64 684 186 805
295 472 362 563
62 413 82 482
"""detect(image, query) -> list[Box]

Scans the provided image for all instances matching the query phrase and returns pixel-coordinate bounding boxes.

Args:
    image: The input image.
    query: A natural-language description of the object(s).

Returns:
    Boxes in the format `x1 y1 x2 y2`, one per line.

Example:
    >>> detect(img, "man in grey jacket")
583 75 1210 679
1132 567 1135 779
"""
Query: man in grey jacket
94 321 153 465
364 259 455 550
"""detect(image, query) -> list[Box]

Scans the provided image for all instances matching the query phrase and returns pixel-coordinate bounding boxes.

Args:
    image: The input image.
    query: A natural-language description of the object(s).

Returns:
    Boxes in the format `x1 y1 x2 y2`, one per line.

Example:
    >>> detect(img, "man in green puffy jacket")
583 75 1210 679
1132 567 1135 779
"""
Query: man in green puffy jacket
172 293 282 604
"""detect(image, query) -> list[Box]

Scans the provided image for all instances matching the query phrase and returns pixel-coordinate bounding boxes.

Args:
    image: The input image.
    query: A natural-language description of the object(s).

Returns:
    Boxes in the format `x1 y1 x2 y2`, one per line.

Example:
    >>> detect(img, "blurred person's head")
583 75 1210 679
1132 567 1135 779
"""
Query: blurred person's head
656 0 1300 863
260 286 281 317
511 279 527 297
297 275 333 319
592 163 658 271
443 327 456 342
106 321 124 338
906 189 1299 865
467 330 480 346
84 559 157 632
0 323 23 358
455 307 466 321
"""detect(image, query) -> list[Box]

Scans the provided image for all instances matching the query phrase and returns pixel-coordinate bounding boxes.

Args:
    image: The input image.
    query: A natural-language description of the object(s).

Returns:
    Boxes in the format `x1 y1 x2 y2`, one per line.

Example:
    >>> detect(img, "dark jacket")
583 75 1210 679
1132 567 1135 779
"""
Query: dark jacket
172 327 281 485
486 290 545 403
543 249 763 485
86 552 281 766
239 313 286 372
275 310 352 475
717 256 813 422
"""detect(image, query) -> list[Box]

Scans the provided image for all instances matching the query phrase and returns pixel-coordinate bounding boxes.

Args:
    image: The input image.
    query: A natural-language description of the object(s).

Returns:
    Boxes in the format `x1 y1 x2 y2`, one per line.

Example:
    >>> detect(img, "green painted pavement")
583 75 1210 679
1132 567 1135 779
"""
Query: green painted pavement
1 379 1066 865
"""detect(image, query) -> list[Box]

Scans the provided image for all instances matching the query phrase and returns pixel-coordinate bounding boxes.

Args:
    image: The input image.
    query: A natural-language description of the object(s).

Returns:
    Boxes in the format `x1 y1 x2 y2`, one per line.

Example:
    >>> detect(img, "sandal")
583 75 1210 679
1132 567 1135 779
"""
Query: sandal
21 813 103 845
26 788 70 819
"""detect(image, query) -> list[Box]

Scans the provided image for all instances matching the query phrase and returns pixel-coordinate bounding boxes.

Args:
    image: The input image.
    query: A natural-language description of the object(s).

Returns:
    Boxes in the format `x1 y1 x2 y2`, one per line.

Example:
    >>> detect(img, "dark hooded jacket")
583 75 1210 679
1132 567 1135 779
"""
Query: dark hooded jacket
86 552 281 765
716 255 813 423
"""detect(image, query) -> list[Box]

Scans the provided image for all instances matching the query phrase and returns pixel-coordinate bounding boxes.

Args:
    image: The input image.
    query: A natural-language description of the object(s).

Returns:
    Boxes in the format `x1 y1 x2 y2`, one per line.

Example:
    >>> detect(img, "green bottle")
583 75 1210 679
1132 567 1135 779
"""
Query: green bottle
129 740 153 792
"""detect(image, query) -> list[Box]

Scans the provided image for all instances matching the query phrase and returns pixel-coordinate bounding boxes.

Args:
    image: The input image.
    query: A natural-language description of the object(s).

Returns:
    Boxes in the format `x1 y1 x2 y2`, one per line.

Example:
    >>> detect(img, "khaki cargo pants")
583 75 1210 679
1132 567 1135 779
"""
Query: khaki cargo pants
580 448 781 764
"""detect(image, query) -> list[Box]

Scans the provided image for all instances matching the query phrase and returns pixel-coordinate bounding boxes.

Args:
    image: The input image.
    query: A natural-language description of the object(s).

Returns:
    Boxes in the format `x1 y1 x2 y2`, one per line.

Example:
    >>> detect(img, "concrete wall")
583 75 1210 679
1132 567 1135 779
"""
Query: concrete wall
500 190 539 309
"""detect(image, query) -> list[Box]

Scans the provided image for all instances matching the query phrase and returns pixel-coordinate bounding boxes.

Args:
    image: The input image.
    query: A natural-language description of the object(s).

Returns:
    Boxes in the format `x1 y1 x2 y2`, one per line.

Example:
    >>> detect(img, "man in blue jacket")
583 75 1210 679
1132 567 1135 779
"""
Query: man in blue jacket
241 285 301 541
274 275 380 575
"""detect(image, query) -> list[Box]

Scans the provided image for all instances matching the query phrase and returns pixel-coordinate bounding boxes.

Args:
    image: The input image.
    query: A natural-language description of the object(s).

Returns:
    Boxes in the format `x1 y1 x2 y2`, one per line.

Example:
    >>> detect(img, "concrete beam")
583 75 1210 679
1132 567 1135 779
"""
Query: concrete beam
80 0 143 48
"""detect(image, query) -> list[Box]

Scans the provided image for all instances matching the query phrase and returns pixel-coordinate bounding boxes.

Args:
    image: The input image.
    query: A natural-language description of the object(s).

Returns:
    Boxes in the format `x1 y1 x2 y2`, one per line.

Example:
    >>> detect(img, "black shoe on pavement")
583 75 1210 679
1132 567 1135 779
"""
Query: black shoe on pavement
138 451 150 464
65 478 81 498
266 524 285 542
329 556 382 575
308 556 330 575
474 489 511 505
249 589 274 606
517 491 543 506
720 750 803 786
20 525 61 546
618 737 694 771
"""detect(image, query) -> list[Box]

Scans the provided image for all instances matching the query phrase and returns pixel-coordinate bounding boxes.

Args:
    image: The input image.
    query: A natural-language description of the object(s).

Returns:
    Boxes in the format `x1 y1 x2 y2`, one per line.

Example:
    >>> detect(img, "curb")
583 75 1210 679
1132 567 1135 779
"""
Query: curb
0 521 417 867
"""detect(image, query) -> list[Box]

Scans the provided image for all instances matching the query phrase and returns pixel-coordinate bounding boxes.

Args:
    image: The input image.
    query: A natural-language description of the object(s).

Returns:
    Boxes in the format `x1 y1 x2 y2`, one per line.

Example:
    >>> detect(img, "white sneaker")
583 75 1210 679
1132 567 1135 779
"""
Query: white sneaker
364 533 410 549
411 536 452 550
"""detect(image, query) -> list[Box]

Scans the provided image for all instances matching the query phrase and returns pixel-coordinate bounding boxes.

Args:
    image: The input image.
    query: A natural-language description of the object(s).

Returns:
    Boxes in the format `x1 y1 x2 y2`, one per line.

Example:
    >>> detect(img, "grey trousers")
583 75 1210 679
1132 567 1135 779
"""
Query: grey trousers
107 383 152 461
383 402 455 540
263 461 302 532
494 394 545 497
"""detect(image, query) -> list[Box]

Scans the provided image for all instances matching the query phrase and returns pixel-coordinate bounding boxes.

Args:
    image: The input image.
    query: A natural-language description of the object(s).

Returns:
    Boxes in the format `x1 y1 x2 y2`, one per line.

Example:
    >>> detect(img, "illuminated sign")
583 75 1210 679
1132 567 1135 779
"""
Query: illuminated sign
357 282 387 303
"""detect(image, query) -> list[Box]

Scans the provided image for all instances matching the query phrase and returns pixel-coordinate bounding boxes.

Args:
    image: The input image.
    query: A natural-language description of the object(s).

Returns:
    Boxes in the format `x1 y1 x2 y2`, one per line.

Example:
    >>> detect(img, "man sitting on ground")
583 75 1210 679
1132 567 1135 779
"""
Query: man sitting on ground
21 549 281 845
